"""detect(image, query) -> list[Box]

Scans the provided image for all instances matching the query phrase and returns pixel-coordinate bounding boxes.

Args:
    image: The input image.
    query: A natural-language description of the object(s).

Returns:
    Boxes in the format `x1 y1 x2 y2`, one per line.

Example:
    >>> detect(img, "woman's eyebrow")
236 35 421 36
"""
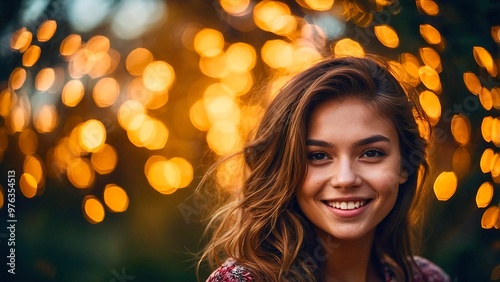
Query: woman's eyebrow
305 135 391 148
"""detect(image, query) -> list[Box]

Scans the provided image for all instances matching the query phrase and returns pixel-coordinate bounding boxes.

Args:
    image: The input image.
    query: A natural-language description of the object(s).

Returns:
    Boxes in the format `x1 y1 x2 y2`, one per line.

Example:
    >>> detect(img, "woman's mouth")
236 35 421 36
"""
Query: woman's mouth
324 200 370 210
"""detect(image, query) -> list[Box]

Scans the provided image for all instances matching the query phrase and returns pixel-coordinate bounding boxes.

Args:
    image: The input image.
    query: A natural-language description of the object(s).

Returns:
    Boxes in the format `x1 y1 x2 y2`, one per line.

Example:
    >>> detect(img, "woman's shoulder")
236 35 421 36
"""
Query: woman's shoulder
410 256 450 282
206 259 254 282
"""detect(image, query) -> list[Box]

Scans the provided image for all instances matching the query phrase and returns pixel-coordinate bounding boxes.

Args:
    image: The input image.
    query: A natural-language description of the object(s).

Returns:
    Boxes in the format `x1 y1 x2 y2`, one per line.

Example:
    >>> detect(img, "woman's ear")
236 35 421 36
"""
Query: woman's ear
399 169 408 184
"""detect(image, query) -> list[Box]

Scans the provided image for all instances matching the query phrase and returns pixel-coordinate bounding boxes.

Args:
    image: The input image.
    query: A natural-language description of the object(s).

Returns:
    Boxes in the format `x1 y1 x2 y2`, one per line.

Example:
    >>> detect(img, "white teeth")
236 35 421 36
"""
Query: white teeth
327 200 367 210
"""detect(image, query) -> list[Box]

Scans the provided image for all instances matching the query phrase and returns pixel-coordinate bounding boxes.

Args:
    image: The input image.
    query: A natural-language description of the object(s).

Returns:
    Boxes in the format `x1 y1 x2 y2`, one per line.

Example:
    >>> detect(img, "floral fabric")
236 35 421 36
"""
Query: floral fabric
206 256 450 282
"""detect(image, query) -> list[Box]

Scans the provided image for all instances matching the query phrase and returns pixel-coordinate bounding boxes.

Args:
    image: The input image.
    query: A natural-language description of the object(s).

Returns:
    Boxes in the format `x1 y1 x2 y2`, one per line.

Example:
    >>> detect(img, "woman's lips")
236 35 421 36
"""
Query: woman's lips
325 200 367 210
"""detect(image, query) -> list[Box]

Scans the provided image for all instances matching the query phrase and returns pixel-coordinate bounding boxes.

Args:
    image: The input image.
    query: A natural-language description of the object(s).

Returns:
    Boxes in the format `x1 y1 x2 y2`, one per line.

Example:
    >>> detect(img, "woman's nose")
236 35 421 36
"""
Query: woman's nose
330 157 359 189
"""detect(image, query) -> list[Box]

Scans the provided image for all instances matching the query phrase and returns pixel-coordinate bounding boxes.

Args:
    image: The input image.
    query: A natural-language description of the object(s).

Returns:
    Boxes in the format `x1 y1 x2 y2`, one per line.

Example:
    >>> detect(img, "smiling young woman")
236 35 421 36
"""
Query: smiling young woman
198 56 449 281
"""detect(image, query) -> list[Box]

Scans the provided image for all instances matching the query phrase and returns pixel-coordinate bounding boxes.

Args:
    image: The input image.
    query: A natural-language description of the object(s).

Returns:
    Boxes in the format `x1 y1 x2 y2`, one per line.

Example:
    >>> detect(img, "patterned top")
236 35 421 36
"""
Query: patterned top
206 256 450 282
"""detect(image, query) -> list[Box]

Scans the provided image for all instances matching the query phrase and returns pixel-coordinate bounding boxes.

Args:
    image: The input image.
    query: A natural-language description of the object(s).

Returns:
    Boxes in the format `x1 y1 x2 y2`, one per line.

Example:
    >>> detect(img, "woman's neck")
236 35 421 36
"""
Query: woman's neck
319 230 383 282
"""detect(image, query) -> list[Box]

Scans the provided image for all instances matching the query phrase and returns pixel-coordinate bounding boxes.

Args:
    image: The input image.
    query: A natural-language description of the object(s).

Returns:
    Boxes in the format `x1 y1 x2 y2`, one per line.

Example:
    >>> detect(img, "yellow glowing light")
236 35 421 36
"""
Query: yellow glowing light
225 42 256 73
492 26 500 43
22 45 41 67
333 38 365 58
10 67 26 90
10 104 30 133
207 120 242 155
118 100 146 130
20 173 37 198
23 154 45 187
88 52 112 78
480 148 494 173
142 119 169 150
169 157 194 188
304 0 334 11
147 89 169 110
146 157 178 194
452 146 470 179
479 87 493 111
491 154 500 177
416 0 439 16
34 105 58 133
463 72 481 95
91 144 117 174
374 25 400 48
190 99 211 131
399 53 420 87
79 119 106 152
419 66 441 92
18 129 38 155
68 158 95 189
476 182 494 208
492 118 500 147
103 184 129 212
35 67 56 91
433 171 458 201
419 90 441 125
143 61 175 92
10 27 32 51
0 186 3 208
126 47 154 76
127 76 153 105
68 48 95 78
220 0 251 15
482 116 493 142
93 77 120 107
451 114 471 145
37 20 57 42
221 71 253 96
419 47 442 72
261 39 293 69
481 206 499 229
473 46 498 77
86 35 110 54
83 195 105 224
253 1 292 34
194 28 225 57
199 53 230 78
492 87 500 110
0 89 16 117
60 34 82 57
62 80 85 107
419 24 442 45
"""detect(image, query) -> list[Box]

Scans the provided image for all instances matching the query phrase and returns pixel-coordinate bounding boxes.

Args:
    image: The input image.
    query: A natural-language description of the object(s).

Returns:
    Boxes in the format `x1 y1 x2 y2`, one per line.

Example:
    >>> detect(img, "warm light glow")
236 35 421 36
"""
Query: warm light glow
473 46 497 77
221 71 253 96
88 52 112 78
22 45 41 67
169 157 194 188
143 61 175 92
37 20 57 42
476 182 494 208
416 0 439 16
225 42 256 73
146 156 179 194
10 27 32 51
492 87 500 110
451 114 471 145
463 72 481 95
83 195 105 224
0 186 4 209
479 87 493 111
20 173 37 198
91 144 117 174
399 53 420 87
374 25 400 48
86 35 110 54
332 38 365 58
118 100 146 130
452 146 470 179
482 116 493 142
419 47 442 72
481 206 499 229
261 39 293 69
79 119 106 152
492 118 500 147
60 34 82 57
93 77 120 107
68 48 95 78
190 99 211 131
35 67 56 92
18 129 38 155
103 184 129 212
419 24 442 45
126 47 154 76
207 120 242 155
492 26 500 43
419 90 441 125
62 80 85 107
480 148 494 173
10 67 26 90
0 89 16 117
419 66 441 93
220 0 251 16
194 28 225 57
253 1 293 35
433 171 457 201
23 154 45 187
304 0 334 11
68 158 95 189
34 105 59 133
199 53 230 78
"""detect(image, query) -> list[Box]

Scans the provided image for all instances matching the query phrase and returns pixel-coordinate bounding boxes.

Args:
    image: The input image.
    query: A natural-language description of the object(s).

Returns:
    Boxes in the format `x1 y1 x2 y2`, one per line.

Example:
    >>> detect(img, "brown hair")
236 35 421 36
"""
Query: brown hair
199 55 430 281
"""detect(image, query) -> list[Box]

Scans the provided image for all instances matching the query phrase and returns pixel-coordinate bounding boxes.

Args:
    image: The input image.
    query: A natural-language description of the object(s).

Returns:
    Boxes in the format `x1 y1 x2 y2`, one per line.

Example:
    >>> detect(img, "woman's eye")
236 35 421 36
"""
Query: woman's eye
362 149 385 158
308 152 328 161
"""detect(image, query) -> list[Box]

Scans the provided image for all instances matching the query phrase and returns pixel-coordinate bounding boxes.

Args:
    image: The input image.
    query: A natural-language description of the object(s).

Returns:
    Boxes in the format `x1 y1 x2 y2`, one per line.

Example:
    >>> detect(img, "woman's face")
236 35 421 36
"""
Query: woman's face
296 98 407 242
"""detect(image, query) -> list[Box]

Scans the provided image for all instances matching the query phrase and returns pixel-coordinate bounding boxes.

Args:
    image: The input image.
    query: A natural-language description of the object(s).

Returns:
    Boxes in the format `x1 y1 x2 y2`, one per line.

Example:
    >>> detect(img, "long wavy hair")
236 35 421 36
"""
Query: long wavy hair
198 55 430 281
